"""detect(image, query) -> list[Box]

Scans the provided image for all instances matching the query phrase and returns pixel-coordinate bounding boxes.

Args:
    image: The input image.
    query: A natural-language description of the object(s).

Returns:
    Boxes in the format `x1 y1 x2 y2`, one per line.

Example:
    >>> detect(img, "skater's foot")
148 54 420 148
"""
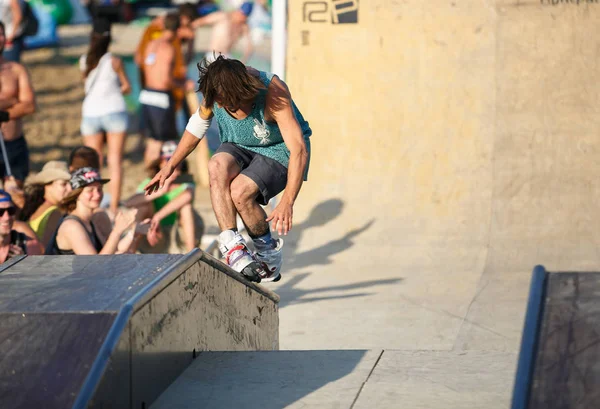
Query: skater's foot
254 238 283 282
218 230 265 283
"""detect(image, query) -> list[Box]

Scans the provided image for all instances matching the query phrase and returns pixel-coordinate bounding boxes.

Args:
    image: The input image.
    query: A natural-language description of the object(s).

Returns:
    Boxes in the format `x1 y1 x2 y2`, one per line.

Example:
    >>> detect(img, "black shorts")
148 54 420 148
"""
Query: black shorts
216 143 288 206
0 135 29 182
139 88 178 142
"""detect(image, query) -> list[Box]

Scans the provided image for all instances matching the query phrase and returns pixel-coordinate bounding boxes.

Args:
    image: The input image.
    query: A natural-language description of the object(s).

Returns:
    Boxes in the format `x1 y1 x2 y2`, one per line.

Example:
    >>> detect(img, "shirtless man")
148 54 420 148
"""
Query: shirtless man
0 21 36 188
139 13 182 166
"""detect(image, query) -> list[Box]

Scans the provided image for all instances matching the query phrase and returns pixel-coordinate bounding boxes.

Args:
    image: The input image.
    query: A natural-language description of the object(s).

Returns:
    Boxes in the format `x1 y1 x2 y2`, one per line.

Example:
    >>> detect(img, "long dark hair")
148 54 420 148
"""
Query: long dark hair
197 55 265 111
18 183 46 221
84 32 111 78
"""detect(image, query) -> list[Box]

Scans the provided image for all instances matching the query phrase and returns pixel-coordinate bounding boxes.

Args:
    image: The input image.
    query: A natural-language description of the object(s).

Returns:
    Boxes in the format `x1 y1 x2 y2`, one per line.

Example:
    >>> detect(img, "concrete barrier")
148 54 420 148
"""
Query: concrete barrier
0 250 278 409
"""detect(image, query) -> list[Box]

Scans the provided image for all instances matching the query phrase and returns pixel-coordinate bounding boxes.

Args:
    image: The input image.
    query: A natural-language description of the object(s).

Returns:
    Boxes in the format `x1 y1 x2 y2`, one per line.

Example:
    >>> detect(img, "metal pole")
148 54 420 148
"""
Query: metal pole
271 0 287 80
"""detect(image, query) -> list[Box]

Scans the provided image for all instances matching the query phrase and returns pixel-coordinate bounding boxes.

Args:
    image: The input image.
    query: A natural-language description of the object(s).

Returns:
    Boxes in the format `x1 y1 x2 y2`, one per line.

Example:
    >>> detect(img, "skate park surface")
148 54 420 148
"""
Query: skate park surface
153 1 600 407
8 2 600 407
257 0 600 407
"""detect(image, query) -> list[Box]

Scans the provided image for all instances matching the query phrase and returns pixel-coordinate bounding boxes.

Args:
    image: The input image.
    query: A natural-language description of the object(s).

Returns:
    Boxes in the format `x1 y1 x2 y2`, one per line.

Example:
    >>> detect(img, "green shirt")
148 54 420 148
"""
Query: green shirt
137 179 193 226
212 71 312 180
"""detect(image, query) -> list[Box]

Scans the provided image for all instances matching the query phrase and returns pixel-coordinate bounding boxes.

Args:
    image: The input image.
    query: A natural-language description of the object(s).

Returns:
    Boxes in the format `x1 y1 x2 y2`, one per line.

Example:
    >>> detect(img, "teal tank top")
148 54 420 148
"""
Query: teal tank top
212 71 312 180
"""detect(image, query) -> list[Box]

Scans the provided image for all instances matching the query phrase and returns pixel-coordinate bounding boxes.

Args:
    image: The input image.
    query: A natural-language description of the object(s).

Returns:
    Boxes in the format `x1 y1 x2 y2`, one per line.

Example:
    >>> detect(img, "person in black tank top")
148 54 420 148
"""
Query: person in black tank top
47 167 146 255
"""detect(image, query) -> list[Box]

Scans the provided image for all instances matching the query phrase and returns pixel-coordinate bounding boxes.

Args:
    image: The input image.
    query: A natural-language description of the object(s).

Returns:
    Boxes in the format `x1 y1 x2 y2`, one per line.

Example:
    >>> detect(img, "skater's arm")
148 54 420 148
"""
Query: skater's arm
6 65 36 119
265 76 308 235
144 130 203 195
268 77 308 205
145 105 213 195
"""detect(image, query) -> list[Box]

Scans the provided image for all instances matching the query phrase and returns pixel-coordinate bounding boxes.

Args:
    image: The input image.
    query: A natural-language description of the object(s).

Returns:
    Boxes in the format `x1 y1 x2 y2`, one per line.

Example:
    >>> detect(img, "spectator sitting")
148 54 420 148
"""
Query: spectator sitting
68 145 113 241
45 167 148 255
0 189 43 263
18 161 72 247
123 141 203 254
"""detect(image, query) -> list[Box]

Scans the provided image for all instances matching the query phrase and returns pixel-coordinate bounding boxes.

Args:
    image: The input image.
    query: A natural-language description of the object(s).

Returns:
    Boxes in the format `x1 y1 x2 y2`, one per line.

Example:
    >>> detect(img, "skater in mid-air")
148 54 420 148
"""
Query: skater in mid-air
144 55 311 283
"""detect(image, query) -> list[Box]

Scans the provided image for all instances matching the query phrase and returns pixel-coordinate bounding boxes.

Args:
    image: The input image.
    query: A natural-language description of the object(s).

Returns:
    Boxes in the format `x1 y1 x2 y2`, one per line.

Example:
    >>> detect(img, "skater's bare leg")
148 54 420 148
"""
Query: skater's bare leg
230 174 269 237
231 173 282 281
208 153 241 230
212 156 265 281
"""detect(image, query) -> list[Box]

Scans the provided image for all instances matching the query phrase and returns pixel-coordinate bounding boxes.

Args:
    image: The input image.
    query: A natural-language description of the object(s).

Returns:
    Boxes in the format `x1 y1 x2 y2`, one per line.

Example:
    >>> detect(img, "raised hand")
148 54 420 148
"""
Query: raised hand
266 200 293 236
144 164 174 196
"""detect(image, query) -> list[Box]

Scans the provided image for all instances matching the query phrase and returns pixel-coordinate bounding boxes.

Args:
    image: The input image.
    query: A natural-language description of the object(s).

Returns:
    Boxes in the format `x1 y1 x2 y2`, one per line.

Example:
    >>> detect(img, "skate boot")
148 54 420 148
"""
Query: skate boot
254 238 283 282
218 230 265 283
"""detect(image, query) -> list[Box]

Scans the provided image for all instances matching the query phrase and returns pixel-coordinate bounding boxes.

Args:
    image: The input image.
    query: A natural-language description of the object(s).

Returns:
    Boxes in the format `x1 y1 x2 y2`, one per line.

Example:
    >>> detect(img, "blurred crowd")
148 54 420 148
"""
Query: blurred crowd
0 0 271 264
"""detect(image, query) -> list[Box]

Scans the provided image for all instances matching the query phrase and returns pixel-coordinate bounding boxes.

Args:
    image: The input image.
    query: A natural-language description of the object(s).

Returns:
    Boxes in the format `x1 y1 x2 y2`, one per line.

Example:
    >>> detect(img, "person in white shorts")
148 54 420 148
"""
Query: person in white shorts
79 19 132 215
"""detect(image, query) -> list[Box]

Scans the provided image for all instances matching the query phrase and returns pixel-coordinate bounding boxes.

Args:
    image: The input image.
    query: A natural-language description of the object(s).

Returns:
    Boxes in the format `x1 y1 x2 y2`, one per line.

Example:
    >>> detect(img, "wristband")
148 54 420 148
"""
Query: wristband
186 108 212 139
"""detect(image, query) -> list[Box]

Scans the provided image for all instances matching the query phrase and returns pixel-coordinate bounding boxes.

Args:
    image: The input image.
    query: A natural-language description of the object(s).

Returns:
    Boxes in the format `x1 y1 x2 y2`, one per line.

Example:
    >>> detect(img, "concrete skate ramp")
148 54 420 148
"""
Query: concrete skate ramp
512 266 600 409
282 0 600 352
271 1 600 405
0 252 278 409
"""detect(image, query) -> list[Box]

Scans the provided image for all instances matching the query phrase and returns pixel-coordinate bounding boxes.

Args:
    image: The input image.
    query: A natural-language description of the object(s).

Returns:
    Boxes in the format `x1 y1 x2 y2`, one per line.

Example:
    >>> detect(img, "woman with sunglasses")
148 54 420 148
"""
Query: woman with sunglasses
46 168 147 255
0 190 43 264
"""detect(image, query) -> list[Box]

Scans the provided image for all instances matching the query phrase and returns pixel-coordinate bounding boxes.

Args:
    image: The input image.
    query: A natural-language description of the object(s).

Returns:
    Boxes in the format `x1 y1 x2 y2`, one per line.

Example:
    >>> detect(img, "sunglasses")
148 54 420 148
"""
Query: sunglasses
0 207 16 217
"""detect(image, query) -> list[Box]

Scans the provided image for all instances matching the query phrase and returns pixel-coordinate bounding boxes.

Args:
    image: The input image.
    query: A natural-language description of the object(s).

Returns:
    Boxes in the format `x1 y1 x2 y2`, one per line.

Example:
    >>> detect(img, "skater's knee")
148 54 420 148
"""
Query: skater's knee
230 176 257 207
208 155 237 186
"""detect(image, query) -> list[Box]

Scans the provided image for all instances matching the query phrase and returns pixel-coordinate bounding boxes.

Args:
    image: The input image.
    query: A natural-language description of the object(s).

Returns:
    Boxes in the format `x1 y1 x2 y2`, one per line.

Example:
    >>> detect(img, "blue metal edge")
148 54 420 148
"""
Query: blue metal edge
71 250 202 409
510 265 548 409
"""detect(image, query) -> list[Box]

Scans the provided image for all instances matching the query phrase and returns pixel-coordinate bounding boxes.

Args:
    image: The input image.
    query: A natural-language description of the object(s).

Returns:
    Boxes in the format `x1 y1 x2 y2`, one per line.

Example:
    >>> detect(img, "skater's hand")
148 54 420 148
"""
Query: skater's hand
144 164 175 196
266 201 293 236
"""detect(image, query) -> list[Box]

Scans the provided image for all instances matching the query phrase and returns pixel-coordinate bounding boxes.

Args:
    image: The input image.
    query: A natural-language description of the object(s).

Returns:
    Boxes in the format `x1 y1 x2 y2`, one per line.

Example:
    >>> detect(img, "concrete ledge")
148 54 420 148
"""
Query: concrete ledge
0 251 279 409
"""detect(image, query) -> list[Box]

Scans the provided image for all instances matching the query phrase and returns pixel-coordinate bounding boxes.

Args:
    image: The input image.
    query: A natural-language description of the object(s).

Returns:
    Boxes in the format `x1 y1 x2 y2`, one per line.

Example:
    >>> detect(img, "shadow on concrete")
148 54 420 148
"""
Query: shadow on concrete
281 198 375 270
266 198 393 308
277 273 402 308
288 220 375 270
151 350 370 409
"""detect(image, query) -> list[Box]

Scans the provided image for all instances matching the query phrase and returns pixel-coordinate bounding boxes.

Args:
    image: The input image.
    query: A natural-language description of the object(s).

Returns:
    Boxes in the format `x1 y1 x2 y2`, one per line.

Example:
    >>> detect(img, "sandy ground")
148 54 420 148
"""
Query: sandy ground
18 23 274 248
